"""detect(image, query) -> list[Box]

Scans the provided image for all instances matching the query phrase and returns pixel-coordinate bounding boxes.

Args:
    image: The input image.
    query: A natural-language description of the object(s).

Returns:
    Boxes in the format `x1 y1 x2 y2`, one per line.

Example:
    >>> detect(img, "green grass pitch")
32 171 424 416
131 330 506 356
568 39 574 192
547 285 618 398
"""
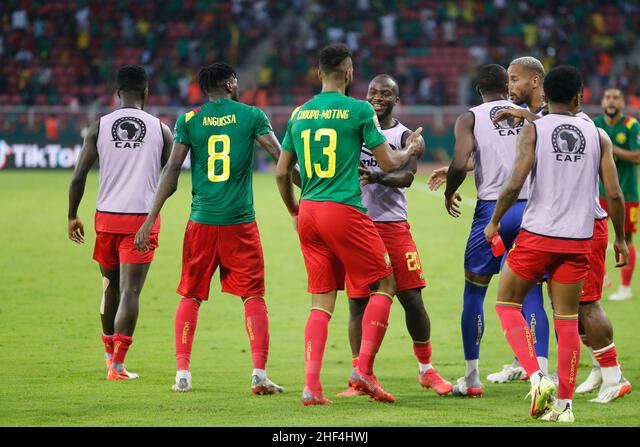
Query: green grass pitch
0 170 637 426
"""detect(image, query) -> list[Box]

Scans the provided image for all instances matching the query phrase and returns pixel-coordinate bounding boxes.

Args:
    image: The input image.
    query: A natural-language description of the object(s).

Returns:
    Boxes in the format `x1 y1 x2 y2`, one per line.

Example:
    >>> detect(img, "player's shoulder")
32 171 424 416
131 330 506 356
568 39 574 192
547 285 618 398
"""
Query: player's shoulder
593 115 605 126
622 115 639 130
181 105 205 124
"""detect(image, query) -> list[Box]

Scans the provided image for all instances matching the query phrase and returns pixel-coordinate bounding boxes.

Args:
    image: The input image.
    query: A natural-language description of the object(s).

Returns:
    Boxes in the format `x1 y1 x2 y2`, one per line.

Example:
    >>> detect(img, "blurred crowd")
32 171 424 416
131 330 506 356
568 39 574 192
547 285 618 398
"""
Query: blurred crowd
1 0 639 109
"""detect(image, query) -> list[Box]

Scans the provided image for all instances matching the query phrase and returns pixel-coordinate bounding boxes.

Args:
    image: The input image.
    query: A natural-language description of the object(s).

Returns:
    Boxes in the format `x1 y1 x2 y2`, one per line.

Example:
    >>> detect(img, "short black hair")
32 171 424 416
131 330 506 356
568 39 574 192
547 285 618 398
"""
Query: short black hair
543 66 583 103
199 62 237 95
370 74 400 96
476 64 508 94
116 65 148 93
319 44 352 76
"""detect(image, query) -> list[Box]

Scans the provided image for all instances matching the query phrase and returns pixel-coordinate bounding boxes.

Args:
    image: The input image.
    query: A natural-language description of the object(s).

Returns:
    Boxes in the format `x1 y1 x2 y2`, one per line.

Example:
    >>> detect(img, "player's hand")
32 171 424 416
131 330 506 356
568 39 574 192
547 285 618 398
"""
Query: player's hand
613 239 629 268
428 166 448 191
491 108 524 127
444 192 462 218
405 127 424 156
68 217 85 244
359 165 381 186
134 220 153 252
483 220 501 243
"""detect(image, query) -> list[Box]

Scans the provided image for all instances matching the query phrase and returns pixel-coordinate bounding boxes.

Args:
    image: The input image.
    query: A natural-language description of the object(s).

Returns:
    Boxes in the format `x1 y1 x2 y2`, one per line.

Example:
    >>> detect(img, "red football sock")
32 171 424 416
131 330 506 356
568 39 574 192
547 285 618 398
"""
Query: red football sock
358 293 393 375
496 303 540 377
175 298 200 371
304 309 331 394
413 341 432 364
102 334 114 357
244 297 269 370
621 243 635 287
112 334 133 365
593 343 618 368
554 316 580 400
351 354 359 369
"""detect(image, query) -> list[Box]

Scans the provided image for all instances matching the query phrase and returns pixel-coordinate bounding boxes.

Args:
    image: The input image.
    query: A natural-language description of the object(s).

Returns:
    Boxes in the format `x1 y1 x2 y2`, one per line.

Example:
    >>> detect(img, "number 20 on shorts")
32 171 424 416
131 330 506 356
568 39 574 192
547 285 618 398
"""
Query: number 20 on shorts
301 128 337 178
406 251 422 271
207 134 230 182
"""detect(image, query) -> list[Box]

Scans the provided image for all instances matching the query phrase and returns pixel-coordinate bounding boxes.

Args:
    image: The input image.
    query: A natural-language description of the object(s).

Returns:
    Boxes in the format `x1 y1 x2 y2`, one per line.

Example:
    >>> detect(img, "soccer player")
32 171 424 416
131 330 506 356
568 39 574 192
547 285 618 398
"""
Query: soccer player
135 62 294 394
68 65 173 380
490 100 633 403
594 88 640 301
275 44 423 405
484 66 628 422
337 74 451 398
433 64 548 397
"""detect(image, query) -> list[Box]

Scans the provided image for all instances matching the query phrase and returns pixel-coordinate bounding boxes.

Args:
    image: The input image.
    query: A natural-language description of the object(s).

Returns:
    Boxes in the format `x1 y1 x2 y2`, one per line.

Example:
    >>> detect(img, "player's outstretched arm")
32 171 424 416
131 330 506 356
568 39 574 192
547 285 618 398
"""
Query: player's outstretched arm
484 123 535 242
599 128 629 267
257 131 302 188
68 119 99 244
160 123 174 168
371 127 423 173
362 133 425 188
427 159 474 191
134 142 189 252
275 149 300 231
443 112 475 217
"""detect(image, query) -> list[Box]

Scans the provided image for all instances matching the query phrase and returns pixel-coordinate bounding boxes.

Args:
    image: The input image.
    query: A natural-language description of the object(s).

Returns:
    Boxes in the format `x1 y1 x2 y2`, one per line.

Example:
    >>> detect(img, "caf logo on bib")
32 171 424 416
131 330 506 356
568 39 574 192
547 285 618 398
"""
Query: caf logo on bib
551 124 586 162
111 117 146 148
490 106 524 136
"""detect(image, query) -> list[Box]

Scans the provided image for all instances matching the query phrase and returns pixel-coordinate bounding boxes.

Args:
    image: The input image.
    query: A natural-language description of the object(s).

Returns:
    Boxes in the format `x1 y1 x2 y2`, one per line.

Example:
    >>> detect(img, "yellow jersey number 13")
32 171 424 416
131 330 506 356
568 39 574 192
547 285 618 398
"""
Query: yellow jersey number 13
301 128 337 178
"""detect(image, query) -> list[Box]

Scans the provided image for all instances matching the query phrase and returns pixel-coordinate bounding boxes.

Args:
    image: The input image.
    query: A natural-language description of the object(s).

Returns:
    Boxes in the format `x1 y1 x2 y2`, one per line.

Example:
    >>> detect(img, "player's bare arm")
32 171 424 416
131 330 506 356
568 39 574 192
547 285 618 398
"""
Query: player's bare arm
160 123 174 167
361 133 424 188
275 149 299 231
599 128 629 267
491 107 540 127
256 131 302 188
67 119 100 244
371 126 423 172
427 159 474 191
483 123 535 242
610 144 640 164
443 112 475 217
134 142 190 252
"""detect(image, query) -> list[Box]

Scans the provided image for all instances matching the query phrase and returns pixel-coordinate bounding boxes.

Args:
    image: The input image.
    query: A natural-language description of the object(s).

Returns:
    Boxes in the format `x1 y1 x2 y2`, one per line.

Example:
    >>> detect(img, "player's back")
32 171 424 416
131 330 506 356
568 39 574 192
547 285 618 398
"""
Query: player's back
174 99 272 225
283 91 386 212
97 107 163 214
469 100 528 200
523 114 601 239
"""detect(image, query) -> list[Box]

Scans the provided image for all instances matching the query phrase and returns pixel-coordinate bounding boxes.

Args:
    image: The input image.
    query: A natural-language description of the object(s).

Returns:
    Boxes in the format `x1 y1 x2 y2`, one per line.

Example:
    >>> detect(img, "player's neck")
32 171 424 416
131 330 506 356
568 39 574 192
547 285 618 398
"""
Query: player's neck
481 93 507 103
119 94 143 110
547 103 574 115
379 115 395 129
604 113 623 126
321 81 346 95
207 93 231 102
528 93 543 113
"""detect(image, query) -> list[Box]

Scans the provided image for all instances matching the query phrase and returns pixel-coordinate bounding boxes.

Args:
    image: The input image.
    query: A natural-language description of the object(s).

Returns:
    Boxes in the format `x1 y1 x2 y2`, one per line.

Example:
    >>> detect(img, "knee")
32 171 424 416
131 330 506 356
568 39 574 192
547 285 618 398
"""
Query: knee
398 294 425 313
120 286 142 301
373 275 396 297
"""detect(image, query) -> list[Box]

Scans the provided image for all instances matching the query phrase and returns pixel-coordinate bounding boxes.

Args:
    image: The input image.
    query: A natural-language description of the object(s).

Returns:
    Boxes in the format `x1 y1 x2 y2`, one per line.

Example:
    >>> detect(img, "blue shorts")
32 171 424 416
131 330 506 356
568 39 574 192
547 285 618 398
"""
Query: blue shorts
464 200 527 276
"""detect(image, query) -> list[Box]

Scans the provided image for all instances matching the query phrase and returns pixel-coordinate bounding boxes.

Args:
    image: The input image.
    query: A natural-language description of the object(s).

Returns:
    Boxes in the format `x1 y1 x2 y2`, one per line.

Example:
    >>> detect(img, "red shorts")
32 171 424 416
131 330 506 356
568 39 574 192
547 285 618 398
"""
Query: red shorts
93 232 158 270
346 221 426 298
580 219 608 302
297 200 393 294
599 198 638 234
507 231 590 284
177 220 265 300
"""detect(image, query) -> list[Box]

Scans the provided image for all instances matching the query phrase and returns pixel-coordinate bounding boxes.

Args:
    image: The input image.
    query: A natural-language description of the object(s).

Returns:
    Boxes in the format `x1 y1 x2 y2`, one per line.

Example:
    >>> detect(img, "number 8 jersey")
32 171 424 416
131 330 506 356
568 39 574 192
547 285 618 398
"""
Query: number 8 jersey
174 98 273 225
281 91 387 213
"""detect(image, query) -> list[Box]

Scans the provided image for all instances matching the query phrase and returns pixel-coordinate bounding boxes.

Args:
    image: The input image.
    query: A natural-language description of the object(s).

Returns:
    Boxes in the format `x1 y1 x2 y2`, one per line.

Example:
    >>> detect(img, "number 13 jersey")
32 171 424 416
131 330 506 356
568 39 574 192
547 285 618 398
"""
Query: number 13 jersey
281 91 387 213
174 98 273 225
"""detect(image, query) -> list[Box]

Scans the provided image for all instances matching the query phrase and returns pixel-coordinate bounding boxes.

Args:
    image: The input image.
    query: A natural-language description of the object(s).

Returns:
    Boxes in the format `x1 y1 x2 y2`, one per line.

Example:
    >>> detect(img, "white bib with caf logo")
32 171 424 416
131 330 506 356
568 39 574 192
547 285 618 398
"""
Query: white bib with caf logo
522 113 601 239
96 108 164 214
469 99 529 200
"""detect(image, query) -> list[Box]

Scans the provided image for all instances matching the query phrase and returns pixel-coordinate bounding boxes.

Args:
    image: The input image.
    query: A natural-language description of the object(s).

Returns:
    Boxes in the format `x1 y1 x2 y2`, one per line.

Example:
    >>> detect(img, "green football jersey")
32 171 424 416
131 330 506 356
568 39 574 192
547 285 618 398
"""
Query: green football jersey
174 98 272 225
281 91 386 212
595 114 640 202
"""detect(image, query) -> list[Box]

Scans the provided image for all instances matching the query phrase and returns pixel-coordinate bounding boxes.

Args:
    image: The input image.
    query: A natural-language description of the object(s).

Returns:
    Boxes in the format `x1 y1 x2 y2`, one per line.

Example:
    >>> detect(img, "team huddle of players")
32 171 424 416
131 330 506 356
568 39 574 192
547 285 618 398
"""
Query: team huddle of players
67 43 638 422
